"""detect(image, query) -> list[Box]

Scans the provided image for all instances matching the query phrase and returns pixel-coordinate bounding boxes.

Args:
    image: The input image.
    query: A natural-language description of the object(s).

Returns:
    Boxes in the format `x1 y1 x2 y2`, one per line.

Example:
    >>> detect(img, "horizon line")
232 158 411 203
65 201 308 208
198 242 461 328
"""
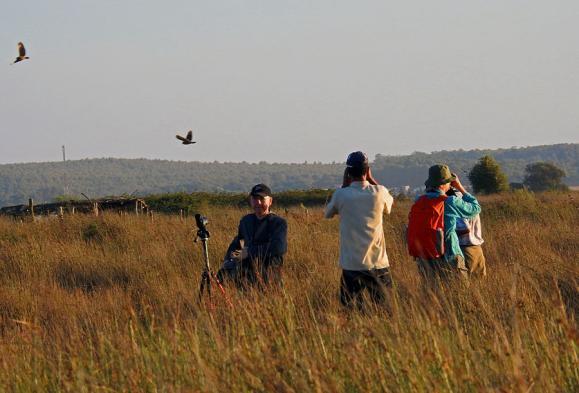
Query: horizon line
0 142 576 167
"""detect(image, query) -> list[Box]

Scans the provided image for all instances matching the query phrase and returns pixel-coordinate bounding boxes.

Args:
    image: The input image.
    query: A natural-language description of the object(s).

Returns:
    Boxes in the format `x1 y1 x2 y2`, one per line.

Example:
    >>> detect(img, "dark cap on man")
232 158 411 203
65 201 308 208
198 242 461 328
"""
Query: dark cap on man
250 183 272 198
346 151 369 169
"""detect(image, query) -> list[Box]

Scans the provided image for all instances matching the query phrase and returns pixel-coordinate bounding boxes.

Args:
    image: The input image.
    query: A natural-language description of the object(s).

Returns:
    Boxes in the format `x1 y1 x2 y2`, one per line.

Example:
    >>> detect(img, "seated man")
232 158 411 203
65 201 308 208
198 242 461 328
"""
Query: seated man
218 183 288 287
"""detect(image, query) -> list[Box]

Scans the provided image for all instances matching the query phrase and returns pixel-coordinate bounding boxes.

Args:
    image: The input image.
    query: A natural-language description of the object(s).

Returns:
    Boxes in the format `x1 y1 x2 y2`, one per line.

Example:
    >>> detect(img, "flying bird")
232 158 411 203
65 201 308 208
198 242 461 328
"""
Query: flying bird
176 130 196 145
12 42 29 64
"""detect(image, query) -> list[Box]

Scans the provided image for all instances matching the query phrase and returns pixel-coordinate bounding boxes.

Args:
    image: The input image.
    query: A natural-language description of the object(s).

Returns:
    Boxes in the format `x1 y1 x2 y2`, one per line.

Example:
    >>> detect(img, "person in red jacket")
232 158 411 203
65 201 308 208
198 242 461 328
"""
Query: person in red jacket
408 164 480 284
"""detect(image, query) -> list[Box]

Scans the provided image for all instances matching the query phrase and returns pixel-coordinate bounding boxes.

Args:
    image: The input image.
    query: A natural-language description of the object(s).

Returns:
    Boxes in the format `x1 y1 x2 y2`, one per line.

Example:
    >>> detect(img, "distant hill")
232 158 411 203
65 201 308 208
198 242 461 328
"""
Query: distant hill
372 143 578 190
0 143 576 207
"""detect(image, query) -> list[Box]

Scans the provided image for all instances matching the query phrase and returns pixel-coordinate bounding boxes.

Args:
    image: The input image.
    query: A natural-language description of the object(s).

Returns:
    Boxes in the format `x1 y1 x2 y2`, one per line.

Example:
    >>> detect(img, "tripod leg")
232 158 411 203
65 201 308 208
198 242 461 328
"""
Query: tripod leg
198 275 205 302
198 271 212 303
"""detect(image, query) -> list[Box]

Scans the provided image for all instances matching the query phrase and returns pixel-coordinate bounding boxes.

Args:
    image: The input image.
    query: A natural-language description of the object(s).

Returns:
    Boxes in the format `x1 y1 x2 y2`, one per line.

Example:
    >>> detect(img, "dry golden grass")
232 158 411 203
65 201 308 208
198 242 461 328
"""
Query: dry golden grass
0 191 577 392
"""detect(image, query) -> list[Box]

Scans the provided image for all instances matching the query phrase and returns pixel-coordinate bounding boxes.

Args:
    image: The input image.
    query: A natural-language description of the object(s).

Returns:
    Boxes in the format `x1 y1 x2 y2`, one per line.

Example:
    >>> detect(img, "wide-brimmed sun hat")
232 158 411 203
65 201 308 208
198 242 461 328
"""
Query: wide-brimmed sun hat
425 164 456 187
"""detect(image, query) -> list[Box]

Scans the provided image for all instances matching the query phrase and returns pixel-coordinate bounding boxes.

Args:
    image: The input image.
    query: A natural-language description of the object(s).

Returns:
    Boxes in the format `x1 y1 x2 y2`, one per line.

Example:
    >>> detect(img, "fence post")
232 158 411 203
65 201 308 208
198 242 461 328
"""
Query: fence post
28 198 35 220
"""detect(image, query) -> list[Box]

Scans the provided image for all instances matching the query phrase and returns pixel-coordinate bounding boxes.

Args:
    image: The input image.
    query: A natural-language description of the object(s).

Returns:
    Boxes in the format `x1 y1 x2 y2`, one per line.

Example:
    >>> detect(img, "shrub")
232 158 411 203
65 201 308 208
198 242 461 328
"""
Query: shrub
468 155 509 194
82 222 102 242
523 162 568 191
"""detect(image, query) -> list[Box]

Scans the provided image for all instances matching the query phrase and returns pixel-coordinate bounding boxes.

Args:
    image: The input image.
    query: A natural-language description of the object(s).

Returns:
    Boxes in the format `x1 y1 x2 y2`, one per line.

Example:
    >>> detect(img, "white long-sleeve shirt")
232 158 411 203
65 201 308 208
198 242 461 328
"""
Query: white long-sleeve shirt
456 215 484 246
324 181 394 271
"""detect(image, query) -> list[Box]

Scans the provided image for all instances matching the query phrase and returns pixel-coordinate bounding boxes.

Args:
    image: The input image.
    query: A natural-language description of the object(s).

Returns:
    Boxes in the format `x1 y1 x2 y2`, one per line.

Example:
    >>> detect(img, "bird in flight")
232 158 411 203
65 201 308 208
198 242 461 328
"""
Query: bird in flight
176 130 196 145
12 42 29 64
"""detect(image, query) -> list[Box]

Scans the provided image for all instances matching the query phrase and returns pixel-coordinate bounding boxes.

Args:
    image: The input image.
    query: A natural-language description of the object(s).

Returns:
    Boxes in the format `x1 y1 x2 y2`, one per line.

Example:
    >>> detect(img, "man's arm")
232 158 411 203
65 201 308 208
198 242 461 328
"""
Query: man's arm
451 194 481 219
448 174 481 218
224 221 244 261
324 191 339 218
366 167 379 186
342 168 353 188
382 187 394 214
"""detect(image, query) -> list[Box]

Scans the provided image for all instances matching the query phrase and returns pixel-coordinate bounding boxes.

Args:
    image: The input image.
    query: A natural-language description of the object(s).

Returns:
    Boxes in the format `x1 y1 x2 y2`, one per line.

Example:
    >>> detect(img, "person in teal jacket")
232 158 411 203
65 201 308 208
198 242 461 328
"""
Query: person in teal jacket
417 164 481 281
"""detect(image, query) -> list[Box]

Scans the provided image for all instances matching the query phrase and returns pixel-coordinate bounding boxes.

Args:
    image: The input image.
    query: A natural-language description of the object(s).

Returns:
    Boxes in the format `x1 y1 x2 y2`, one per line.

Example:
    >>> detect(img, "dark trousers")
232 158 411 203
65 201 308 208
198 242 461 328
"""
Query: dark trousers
340 268 393 309
416 256 468 282
240 259 283 286
218 258 282 289
416 256 469 296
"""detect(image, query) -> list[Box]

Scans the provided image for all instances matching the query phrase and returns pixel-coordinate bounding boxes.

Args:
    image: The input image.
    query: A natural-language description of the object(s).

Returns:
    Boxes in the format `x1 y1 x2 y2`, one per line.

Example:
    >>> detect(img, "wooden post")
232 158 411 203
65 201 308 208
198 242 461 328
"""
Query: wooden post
179 209 184 221
59 206 64 219
28 198 35 220
135 200 139 216
71 206 76 215
93 202 99 217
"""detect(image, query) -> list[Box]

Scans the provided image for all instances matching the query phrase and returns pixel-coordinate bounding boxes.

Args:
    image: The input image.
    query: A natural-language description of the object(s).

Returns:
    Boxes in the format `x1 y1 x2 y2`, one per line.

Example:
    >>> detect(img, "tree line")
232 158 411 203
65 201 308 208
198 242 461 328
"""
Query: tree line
0 143 576 207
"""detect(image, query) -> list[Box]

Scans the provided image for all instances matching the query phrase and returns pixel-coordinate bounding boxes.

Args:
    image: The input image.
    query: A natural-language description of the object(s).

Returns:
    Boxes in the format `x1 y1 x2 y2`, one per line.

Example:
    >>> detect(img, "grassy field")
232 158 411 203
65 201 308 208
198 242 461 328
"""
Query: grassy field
0 191 577 392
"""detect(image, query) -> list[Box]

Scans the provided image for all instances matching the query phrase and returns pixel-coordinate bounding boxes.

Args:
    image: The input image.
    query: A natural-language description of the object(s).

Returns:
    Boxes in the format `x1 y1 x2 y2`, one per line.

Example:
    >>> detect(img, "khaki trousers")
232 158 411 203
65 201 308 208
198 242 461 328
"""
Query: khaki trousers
461 245 487 277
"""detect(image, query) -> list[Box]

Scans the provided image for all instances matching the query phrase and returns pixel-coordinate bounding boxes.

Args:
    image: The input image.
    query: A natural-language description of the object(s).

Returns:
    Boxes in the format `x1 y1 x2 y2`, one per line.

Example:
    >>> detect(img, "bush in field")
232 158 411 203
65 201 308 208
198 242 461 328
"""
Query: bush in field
523 162 568 191
82 222 102 242
468 155 509 194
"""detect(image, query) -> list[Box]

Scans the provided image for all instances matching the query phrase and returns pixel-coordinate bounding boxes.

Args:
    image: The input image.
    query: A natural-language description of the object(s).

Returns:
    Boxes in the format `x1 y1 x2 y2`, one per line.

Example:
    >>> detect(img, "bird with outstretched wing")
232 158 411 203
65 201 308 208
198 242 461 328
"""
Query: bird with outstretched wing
12 42 29 64
176 130 196 145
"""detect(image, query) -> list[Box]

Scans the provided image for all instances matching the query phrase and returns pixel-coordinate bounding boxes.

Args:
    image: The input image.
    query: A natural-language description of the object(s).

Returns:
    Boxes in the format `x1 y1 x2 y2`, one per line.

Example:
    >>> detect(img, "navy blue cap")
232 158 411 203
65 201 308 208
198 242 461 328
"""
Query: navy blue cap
250 183 272 197
346 151 369 169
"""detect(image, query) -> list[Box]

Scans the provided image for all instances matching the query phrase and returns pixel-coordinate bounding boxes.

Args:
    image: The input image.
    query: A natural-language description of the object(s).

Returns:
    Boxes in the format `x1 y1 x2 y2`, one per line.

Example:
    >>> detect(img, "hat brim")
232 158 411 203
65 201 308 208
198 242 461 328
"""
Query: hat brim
346 163 369 169
424 174 456 187
250 192 271 198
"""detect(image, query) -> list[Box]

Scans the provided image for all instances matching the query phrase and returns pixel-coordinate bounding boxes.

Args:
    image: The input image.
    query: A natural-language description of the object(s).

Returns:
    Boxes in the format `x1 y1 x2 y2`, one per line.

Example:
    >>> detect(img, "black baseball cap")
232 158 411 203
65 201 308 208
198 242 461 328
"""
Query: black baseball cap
346 151 369 169
250 183 272 197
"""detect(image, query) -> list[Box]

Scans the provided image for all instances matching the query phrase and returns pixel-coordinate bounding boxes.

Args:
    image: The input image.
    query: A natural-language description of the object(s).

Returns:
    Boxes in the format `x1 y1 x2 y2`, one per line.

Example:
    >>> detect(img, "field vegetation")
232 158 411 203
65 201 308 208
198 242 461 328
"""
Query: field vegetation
0 191 577 392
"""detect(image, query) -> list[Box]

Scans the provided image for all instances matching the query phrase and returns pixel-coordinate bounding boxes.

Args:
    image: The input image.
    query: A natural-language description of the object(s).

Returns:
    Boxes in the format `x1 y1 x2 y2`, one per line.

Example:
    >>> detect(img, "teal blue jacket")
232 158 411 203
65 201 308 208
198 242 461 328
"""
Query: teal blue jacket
423 189 481 259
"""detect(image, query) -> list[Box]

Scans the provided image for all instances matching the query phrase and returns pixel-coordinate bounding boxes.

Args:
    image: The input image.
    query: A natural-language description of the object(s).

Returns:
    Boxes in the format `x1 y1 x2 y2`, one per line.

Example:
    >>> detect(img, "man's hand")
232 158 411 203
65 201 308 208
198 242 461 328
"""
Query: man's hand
342 168 352 188
451 174 468 194
366 167 379 185
230 247 249 262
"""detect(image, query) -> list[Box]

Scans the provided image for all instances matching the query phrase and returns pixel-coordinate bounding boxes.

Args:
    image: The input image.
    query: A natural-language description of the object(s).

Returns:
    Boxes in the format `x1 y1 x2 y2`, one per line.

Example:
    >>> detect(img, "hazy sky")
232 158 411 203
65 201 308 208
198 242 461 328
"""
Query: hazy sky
1 1 577 164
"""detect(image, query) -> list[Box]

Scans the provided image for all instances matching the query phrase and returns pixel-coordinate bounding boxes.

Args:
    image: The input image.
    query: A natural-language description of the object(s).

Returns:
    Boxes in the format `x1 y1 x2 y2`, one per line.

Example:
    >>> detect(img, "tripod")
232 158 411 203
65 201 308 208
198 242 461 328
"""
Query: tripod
196 225 213 301
194 214 231 307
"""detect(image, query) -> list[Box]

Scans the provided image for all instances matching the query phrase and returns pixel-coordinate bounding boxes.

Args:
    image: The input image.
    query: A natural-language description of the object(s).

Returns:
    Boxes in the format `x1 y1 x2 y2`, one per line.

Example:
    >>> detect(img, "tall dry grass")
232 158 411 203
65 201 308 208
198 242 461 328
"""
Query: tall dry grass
0 191 577 392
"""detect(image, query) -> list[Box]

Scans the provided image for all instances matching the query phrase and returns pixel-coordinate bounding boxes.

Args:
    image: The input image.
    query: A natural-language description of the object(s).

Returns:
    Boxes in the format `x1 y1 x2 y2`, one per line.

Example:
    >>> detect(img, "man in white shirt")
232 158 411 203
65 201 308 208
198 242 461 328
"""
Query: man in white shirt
324 151 394 308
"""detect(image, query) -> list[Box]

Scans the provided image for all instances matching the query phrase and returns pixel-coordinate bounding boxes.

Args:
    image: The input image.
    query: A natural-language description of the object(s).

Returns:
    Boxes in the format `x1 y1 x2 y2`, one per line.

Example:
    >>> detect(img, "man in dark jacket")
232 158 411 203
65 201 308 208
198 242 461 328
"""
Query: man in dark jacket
218 183 288 287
